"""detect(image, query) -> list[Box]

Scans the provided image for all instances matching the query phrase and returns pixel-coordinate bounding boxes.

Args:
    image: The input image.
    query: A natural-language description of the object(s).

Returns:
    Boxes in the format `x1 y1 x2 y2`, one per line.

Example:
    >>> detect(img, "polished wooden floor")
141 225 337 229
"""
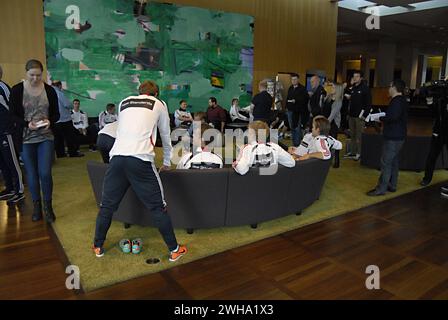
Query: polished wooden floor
1 179 447 300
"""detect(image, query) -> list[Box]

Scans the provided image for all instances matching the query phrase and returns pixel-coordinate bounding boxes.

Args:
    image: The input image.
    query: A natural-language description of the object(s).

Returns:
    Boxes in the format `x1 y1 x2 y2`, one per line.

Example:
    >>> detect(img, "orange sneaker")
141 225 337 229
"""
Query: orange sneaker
169 245 187 262
92 246 104 257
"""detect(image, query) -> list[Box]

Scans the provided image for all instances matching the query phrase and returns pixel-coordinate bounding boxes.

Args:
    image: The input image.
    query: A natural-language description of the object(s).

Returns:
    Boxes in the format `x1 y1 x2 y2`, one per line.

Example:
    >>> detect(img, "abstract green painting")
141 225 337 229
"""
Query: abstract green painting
44 0 254 116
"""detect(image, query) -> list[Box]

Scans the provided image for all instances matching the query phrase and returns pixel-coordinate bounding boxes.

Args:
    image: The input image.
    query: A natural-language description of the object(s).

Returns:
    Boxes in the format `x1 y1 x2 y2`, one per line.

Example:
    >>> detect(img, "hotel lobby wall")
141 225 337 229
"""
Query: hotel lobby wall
0 0 338 93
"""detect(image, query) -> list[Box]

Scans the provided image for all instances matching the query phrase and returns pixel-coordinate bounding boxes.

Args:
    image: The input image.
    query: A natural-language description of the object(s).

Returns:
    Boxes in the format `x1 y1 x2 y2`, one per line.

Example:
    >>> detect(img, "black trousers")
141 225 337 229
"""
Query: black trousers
423 135 448 183
94 156 178 251
329 121 340 167
96 134 115 164
54 121 78 157
0 134 24 194
73 126 97 150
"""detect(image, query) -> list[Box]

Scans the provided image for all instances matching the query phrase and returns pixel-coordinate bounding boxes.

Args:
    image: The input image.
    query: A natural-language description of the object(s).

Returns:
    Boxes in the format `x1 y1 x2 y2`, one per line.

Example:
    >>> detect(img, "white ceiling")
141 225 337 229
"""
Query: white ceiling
338 0 448 16
337 1 448 55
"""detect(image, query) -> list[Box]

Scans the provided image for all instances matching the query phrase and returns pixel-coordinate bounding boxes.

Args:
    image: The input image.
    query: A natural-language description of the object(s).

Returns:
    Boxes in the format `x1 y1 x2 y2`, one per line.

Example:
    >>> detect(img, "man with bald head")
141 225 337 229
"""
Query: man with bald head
308 75 326 127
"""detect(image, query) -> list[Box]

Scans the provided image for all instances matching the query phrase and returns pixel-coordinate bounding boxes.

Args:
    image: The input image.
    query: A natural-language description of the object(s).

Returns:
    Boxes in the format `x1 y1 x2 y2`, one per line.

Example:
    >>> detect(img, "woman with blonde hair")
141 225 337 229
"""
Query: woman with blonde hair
10 59 60 222
322 83 344 167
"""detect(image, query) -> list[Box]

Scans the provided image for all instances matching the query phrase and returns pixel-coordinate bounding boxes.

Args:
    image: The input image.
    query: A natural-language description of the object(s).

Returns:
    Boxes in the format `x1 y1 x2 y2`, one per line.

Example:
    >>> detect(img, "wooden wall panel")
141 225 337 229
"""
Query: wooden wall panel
0 0 338 91
0 0 46 85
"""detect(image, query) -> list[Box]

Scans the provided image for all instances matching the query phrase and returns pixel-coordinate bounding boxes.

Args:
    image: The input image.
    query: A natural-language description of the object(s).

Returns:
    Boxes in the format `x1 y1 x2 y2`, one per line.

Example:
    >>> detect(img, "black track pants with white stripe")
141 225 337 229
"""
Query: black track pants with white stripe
0 134 24 194
94 155 178 251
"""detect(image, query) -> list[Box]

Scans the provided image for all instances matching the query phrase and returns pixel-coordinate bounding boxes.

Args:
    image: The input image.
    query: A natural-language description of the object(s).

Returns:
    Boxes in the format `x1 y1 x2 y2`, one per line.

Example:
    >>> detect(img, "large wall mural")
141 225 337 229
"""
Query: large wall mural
44 0 254 115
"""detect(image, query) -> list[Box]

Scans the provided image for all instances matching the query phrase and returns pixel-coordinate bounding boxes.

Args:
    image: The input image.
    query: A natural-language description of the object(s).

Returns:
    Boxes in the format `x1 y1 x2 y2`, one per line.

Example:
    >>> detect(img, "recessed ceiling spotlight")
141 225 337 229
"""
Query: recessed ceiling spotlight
338 0 448 17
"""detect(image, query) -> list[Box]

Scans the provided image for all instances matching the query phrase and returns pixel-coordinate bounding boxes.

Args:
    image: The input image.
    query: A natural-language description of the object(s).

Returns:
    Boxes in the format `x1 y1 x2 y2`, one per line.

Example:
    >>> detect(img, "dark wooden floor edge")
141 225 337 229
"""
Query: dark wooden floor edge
336 179 448 213
47 224 85 296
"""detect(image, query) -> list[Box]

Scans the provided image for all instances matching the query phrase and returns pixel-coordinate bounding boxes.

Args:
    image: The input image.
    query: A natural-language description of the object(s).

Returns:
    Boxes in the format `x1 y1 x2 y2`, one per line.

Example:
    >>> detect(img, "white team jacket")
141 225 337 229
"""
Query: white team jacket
294 133 342 160
234 141 295 175
109 94 172 166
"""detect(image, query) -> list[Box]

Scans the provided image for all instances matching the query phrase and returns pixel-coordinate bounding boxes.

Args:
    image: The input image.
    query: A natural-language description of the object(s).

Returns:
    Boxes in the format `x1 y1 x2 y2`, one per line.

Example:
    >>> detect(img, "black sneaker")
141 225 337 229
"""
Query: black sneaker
441 186 448 193
69 152 85 158
343 153 355 159
387 186 397 193
441 191 448 199
0 190 15 201
366 189 385 196
7 193 25 204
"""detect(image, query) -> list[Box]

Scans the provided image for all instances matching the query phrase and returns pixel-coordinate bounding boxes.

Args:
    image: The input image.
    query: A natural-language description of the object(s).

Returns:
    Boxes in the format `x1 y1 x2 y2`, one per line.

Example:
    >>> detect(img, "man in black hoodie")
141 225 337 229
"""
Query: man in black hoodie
345 71 372 161
286 73 309 146
420 83 448 199
308 75 326 122
367 79 408 196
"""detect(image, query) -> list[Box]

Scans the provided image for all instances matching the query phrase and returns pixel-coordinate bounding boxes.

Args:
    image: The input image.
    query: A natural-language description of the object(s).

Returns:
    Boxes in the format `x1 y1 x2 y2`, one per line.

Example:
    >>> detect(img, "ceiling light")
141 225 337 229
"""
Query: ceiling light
338 0 448 16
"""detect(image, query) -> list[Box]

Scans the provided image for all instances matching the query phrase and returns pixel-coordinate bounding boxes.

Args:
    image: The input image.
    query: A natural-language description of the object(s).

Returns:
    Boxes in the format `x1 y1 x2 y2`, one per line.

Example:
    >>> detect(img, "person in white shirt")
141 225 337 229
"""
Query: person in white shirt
177 123 223 169
96 121 117 163
233 120 295 175
98 103 118 129
289 115 342 161
71 99 88 133
93 80 187 262
174 100 193 127
71 99 97 152
229 98 251 123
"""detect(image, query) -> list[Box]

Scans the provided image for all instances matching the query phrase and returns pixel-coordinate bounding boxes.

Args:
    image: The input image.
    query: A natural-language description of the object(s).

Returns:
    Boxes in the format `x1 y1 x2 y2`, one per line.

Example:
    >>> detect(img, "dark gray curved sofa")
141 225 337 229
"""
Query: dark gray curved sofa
87 159 331 231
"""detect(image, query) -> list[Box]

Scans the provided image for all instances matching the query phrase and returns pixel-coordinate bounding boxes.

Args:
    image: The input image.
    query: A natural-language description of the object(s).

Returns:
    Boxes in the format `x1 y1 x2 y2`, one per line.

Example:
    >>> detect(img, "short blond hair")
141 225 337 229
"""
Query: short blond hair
258 79 268 90
248 120 269 141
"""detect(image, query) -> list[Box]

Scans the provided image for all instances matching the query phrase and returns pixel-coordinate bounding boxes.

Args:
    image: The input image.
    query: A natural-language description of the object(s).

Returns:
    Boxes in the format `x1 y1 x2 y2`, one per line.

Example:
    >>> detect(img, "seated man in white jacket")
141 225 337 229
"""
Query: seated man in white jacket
177 123 223 169
229 98 251 123
233 120 295 175
289 115 342 161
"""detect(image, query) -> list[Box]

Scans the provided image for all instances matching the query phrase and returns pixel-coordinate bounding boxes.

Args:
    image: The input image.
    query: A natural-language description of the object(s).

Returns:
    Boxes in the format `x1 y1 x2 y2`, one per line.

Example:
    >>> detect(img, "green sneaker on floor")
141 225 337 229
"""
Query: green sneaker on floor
132 238 143 254
119 239 132 254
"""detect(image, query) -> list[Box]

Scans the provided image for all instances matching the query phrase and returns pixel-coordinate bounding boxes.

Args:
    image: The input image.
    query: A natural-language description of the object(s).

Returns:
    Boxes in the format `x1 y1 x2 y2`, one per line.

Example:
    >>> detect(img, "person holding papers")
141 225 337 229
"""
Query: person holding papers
366 79 408 196
344 70 372 161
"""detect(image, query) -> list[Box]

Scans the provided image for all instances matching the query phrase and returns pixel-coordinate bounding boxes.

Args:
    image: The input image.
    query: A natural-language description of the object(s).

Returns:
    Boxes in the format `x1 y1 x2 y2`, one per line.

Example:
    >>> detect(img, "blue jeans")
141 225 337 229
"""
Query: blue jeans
21 140 54 201
287 110 302 147
377 139 404 193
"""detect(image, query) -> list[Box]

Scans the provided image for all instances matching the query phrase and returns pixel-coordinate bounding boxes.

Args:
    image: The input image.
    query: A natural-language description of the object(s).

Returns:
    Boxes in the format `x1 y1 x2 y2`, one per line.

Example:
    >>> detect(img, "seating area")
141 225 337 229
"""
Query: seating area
361 132 448 171
87 159 331 232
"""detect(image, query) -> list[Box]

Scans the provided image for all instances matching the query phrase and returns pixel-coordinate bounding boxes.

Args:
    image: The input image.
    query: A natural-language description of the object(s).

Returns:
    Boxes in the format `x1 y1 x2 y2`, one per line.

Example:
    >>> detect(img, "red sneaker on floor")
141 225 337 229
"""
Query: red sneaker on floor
169 245 187 262
92 246 104 258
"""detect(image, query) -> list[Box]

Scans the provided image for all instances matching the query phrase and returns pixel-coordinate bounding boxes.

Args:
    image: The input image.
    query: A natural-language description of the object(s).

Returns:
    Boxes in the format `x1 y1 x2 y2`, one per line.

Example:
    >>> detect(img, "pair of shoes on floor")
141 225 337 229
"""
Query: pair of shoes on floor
119 238 143 254
93 243 188 261
0 189 25 204
441 186 448 199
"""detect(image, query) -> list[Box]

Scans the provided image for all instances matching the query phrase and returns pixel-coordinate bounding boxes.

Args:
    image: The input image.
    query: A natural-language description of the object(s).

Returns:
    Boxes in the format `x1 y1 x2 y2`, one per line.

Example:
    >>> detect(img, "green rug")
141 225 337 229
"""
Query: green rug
50 147 448 292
